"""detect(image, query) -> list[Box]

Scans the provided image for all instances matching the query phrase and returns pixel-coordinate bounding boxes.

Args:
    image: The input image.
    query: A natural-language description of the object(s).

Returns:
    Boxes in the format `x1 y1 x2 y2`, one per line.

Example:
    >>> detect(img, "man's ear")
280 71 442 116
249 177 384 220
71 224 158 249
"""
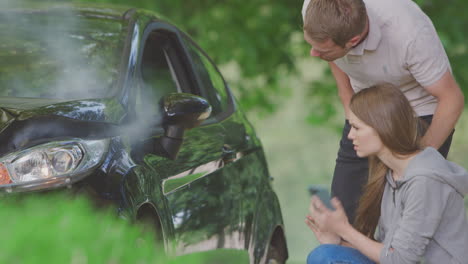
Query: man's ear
347 35 362 48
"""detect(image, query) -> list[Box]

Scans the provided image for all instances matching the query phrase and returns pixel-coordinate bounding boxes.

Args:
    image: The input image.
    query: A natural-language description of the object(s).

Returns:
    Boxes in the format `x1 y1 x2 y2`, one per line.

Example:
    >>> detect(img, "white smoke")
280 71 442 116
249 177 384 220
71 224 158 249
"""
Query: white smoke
0 0 118 100
1 0 176 145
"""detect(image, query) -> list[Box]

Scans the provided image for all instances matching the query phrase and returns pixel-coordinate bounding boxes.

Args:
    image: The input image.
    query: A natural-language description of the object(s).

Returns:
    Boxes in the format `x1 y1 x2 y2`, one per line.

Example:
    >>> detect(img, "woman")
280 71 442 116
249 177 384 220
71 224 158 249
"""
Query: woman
305 84 468 264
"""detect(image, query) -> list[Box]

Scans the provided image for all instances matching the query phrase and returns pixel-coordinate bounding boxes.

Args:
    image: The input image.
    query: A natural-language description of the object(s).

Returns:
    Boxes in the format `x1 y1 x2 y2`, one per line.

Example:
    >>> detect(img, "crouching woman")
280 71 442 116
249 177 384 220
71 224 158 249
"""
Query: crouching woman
306 84 468 264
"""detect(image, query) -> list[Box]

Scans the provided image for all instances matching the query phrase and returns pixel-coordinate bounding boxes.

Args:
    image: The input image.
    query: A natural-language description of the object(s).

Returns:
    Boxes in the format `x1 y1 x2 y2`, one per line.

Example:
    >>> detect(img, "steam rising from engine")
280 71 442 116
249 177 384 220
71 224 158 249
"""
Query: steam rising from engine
0 0 166 153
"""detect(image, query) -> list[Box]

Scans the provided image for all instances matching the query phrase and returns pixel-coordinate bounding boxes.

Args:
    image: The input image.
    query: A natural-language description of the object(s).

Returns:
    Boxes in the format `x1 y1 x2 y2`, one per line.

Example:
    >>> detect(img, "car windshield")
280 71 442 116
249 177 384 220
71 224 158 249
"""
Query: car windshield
0 9 125 99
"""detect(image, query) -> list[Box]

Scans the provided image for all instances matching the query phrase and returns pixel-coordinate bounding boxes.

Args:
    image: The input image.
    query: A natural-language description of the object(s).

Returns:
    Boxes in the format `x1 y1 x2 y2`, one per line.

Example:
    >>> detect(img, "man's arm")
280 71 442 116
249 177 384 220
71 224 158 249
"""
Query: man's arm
422 70 464 149
329 62 354 119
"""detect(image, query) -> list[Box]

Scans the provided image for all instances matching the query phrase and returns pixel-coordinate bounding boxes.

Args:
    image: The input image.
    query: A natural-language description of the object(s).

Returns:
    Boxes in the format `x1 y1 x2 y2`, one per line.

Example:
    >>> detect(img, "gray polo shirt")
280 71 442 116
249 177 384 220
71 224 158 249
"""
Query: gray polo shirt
302 0 451 116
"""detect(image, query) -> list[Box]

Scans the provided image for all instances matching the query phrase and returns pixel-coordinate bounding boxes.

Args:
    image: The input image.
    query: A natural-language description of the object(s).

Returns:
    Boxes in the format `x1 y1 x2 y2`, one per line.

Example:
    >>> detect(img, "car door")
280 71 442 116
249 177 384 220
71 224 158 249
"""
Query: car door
179 33 286 259
133 21 243 255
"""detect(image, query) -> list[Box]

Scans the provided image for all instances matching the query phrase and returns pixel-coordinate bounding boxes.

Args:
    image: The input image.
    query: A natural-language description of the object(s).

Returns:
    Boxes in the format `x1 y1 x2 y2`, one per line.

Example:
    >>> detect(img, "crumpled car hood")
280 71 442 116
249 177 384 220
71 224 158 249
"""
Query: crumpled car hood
0 97 125 156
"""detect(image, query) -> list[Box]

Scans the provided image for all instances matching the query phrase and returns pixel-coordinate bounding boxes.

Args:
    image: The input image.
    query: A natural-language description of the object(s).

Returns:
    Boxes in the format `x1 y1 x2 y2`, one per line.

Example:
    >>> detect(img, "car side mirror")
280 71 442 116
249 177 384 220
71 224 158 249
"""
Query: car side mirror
160 93 212 160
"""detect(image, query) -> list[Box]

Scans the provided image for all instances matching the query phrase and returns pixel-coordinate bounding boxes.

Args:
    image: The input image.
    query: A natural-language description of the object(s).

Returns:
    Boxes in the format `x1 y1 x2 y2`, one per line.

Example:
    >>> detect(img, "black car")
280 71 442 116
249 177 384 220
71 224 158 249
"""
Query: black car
0 4 288 264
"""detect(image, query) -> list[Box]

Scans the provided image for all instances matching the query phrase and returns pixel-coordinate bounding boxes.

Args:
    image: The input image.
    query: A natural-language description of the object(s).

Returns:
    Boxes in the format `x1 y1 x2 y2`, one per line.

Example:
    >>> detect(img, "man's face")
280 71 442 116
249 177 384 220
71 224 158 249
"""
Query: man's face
303 32 350 61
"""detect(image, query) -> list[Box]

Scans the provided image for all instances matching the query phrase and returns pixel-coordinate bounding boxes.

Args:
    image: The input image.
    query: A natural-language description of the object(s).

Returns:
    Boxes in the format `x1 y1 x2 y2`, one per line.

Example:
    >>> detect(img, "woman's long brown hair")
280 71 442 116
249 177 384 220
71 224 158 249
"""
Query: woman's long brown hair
350 84 422 238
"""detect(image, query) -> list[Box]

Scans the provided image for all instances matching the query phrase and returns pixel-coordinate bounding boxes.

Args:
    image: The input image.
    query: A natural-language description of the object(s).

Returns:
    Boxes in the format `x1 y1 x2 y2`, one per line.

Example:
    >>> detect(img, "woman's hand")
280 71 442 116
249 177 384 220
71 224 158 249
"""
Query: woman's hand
308 195 350 235
305 215 341 244
308 195 384 263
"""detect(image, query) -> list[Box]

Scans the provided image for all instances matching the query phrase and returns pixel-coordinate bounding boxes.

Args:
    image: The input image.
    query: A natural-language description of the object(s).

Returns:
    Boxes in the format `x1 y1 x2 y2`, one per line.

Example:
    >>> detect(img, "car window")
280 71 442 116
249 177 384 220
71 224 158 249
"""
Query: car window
181 36 230 117
136 30 184 121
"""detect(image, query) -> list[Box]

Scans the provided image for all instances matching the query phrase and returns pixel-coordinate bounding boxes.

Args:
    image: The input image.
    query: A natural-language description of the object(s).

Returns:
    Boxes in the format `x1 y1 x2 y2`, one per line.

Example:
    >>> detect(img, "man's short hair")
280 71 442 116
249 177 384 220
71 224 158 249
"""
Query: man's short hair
303 0 367 47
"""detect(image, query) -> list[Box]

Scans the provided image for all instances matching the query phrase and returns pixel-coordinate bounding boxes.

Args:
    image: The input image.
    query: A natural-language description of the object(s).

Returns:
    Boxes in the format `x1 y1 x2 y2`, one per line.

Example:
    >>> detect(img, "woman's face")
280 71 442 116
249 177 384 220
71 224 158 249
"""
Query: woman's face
347 111 384 157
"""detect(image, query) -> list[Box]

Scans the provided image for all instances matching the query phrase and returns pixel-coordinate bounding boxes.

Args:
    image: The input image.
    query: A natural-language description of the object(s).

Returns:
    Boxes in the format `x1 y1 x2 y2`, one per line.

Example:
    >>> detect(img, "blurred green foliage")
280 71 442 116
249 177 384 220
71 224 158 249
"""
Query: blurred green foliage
70 0 467 122
0 192 249 263
6 0 466 120
419 0 468 92
0 193 166 263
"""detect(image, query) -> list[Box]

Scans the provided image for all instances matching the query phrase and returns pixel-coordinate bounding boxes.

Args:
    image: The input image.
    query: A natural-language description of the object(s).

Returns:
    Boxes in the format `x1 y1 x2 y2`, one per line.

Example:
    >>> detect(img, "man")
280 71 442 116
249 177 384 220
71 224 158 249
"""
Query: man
302 0 464 223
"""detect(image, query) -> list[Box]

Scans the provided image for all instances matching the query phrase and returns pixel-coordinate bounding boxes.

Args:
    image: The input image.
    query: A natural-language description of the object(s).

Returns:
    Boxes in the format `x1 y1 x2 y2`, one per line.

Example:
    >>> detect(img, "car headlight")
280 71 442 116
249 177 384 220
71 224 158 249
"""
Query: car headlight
0 139 109 186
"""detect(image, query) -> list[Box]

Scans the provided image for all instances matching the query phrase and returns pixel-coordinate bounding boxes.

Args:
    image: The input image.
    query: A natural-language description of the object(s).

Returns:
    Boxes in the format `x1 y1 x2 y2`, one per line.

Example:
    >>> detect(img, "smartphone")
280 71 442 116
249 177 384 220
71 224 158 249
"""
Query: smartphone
308 185 334 210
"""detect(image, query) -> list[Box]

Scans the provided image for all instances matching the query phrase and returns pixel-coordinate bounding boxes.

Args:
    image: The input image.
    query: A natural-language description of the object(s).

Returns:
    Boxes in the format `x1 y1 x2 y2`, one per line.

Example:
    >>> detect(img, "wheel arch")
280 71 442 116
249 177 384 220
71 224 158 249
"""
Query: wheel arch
250 188 288 264
269 226 288 261
135 202 167 248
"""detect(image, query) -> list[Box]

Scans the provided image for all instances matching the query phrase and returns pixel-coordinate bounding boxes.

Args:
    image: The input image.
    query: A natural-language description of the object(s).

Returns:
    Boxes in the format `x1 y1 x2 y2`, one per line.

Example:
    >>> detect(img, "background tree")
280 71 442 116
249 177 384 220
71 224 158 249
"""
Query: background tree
35 0 468 122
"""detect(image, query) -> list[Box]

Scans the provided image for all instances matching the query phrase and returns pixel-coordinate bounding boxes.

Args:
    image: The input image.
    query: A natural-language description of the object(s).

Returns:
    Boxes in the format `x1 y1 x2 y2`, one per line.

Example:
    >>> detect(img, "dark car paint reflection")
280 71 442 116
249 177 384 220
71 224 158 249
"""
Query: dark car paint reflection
0 4 288 264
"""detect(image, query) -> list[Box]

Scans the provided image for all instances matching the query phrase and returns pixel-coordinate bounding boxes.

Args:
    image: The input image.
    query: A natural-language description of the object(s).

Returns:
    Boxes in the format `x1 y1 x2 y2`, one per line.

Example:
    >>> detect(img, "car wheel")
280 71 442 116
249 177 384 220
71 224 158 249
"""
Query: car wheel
136 212 164 250
266 244 286 264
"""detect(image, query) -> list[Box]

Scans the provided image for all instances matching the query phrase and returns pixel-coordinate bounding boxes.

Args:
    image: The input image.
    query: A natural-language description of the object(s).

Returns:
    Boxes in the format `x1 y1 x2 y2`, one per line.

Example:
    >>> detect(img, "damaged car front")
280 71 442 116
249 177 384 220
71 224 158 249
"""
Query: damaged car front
0 6 127 193
0 5 288 264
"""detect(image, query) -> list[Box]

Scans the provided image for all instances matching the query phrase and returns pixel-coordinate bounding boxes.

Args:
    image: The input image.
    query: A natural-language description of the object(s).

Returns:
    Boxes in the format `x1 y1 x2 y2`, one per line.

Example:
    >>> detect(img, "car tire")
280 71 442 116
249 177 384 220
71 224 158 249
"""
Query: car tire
265 244 286 264
136 213 165 250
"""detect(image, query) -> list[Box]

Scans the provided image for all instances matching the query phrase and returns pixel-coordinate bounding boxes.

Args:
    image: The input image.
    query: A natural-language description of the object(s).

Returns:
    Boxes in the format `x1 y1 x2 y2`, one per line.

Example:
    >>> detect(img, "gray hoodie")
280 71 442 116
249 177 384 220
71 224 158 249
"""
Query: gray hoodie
377 147 468 264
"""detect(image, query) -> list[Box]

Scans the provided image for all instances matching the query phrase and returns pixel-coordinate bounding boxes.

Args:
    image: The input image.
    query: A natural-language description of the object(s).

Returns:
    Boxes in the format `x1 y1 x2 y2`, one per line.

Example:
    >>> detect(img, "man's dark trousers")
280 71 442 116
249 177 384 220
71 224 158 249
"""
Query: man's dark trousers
331 115 454 223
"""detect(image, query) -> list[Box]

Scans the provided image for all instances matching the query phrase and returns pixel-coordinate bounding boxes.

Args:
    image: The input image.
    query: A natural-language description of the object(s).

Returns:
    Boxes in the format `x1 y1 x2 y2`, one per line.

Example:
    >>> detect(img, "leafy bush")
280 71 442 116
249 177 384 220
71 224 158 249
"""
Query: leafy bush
0 193 249 264
0 193 165 263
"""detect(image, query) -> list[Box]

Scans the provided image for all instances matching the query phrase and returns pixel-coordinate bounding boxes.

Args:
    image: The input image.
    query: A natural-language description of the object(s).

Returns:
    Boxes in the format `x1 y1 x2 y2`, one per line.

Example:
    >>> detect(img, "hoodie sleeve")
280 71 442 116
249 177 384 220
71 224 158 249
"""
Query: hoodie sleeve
380 176 452 264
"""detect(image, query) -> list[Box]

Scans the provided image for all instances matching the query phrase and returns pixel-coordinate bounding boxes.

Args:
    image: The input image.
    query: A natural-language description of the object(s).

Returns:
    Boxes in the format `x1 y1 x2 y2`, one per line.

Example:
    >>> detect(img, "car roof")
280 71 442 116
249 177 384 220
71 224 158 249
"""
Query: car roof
1 4 125 21
1 3 171 22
